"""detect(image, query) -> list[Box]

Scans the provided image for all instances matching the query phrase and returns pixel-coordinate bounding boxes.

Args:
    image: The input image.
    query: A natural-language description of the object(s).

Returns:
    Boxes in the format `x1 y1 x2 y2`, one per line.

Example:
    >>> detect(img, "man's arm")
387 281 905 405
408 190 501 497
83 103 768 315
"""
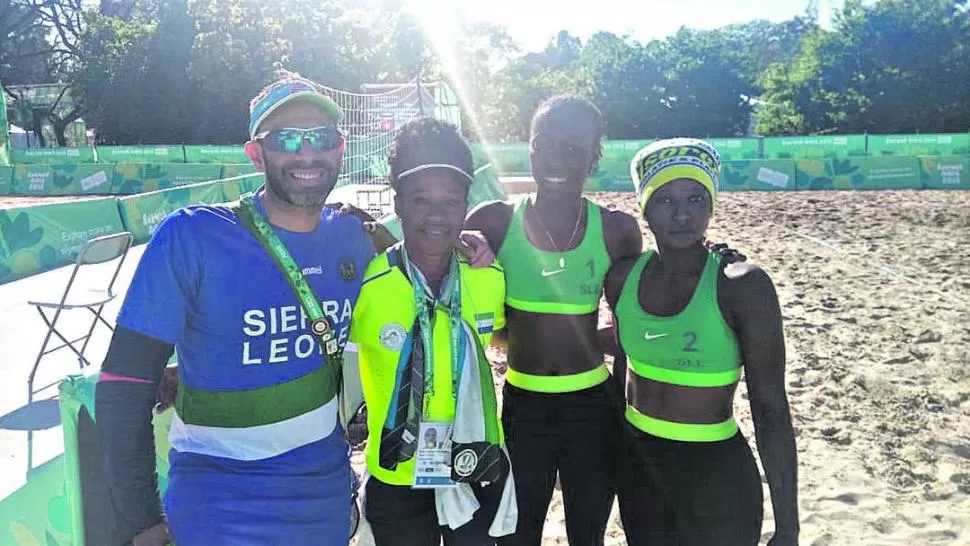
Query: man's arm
96 327 174 545
95 210 198 546
722 263 798 546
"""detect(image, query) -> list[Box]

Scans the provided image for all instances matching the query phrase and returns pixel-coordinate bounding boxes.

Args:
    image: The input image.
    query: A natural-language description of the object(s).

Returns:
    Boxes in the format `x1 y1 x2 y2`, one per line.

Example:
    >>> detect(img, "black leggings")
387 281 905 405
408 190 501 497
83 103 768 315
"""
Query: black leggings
364 473 507 546
500 382 620 546
617 424 763 546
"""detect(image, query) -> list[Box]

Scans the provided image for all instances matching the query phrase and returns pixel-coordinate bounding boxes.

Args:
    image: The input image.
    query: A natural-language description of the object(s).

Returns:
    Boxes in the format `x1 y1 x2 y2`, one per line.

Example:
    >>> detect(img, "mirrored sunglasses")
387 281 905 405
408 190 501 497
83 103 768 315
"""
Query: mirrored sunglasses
255 126 343 154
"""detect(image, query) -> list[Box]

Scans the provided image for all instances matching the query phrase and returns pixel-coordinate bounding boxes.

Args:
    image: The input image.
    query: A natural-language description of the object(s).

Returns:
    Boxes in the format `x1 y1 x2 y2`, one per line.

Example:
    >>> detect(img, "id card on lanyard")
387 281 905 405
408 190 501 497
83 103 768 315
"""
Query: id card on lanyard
413 421 455 488
402 246 465 488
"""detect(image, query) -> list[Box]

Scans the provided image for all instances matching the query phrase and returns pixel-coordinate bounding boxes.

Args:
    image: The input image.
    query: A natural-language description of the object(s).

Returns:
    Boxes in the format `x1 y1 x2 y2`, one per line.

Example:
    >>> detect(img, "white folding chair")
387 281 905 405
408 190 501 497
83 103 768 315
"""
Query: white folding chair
27 231 133 400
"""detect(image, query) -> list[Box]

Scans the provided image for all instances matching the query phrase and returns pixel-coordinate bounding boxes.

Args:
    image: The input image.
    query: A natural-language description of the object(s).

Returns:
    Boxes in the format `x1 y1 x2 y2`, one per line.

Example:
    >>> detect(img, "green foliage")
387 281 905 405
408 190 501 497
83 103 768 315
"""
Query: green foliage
7 0 970 145
758 0 970 135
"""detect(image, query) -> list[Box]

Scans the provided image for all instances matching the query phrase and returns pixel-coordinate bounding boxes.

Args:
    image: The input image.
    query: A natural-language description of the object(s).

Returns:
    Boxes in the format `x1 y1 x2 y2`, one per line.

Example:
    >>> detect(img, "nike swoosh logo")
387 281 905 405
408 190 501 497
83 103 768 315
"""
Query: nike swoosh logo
541 268 565 277
643 332 669 341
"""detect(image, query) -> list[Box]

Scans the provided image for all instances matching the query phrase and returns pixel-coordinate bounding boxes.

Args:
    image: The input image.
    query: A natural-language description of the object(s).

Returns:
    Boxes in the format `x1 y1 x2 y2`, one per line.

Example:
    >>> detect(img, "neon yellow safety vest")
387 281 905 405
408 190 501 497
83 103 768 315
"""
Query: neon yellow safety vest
350 248 507 486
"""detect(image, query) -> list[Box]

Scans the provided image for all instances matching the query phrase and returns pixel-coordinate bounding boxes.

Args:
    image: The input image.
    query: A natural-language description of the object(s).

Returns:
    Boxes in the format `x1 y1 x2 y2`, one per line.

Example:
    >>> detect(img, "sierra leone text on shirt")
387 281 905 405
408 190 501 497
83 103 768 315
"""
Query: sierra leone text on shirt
241 298 354 365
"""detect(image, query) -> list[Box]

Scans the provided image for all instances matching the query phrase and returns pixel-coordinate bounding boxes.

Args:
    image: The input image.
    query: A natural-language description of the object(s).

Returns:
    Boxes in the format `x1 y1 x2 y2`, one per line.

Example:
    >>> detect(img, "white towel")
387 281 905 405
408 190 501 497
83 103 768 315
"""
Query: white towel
434 323 517 537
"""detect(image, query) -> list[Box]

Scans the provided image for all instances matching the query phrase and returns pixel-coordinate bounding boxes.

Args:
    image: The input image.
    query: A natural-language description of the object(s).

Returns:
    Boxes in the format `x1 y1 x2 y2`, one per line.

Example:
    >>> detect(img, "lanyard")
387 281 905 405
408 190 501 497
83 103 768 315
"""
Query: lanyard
401 245 464 413
236 193 341 365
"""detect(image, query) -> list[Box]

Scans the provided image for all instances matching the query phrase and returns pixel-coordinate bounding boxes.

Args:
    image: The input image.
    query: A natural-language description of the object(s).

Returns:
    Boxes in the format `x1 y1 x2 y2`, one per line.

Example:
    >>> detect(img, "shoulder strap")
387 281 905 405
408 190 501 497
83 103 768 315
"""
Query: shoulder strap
230 197 344 394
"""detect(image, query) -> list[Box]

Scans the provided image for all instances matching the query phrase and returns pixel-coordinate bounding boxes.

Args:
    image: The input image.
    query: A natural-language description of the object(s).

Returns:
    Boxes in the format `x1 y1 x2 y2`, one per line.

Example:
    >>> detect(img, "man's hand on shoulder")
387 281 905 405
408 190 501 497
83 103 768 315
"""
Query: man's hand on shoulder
330 201 397 251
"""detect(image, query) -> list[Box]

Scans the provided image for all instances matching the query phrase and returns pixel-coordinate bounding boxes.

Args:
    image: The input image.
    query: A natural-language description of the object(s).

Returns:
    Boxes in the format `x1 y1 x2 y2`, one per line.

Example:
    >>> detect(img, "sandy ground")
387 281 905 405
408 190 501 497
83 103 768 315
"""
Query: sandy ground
3 189 970 545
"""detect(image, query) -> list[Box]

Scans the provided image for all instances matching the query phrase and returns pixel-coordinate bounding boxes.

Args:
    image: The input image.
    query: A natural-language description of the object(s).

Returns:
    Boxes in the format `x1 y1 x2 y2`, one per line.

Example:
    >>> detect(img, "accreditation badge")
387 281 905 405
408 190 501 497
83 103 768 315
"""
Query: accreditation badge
412 421 456 489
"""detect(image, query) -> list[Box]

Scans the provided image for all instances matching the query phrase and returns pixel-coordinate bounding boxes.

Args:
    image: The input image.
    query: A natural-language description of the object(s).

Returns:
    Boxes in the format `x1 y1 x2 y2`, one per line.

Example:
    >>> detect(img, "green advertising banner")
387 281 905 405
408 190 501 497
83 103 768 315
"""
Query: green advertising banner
11 147 97 164
707 138 761 161
719 159 798 191
586 140 652 191
52 370 174 546
95 145 185 164
220 173 265 201
220 163 260 179
11 164 115 195
796 156 923 190
0 166 12 195
470 143 489 171
470 162 508 204
110 163 223 194
476 142 531 176
868 134 970 157
763 135 867 159
920 156 970 189
183 145 248 164
117 180 228 244
0 198 126 283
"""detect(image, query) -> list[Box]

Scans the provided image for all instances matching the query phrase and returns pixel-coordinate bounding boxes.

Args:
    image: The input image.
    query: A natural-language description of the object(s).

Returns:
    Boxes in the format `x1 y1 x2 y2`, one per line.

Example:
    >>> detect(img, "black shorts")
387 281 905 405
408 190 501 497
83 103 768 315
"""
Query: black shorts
500 381 621 546
617 424 763 546
364 472 507 546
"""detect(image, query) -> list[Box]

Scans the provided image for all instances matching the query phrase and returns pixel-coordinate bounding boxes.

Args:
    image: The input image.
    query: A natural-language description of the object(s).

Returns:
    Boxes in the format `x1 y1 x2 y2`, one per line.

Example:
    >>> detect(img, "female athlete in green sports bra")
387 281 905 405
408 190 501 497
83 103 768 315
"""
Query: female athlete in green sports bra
465 96 643 546
603 138 799 546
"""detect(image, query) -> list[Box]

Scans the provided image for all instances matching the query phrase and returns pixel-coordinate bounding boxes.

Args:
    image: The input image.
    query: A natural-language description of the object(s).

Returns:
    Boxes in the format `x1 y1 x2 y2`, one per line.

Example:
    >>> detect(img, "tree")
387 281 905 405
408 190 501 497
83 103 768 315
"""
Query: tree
574 32 665 139
74 0 396 144
758 0 970 135
0 1 52 87
1 0 87 145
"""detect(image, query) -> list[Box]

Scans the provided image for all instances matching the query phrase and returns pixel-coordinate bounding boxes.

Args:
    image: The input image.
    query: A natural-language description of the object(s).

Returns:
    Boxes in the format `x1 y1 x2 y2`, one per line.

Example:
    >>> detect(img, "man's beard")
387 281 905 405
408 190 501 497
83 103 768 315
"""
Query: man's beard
264 159 340 208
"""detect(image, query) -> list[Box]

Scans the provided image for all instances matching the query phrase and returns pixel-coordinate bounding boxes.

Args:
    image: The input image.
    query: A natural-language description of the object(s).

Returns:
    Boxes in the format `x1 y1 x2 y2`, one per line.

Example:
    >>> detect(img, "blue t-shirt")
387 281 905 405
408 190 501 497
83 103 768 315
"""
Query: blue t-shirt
119 199 373 393
116 197 374 542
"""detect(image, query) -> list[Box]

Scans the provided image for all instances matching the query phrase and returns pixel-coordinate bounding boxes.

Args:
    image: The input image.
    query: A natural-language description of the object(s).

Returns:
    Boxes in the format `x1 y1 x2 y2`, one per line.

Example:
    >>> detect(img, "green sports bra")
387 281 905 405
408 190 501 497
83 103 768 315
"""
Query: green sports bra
497 196 611 316
616 250 743 442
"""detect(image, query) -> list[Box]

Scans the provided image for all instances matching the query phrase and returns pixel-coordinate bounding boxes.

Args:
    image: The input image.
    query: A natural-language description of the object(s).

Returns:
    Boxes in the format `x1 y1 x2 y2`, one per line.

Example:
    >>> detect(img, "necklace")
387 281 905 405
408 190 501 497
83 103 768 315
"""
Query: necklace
531 197 585 269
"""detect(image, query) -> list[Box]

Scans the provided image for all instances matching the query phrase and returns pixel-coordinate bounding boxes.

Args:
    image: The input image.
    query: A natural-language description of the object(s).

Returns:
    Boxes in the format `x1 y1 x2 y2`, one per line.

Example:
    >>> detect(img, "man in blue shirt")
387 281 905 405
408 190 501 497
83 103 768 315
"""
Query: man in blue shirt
96 70 406 545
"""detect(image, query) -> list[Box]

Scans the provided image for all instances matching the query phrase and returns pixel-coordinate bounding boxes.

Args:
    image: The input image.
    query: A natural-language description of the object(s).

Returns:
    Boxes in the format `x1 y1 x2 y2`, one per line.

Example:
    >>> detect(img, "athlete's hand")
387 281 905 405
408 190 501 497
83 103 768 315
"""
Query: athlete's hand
704 239 747 264
131 522 171 546
154 365 179 413
457 230 495 267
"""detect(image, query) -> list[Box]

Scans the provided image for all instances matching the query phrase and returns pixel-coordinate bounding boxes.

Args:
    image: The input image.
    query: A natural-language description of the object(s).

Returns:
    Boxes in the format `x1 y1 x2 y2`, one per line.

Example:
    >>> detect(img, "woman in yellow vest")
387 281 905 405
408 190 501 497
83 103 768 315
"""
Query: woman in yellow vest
603 138 799 546
350 118 517 545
